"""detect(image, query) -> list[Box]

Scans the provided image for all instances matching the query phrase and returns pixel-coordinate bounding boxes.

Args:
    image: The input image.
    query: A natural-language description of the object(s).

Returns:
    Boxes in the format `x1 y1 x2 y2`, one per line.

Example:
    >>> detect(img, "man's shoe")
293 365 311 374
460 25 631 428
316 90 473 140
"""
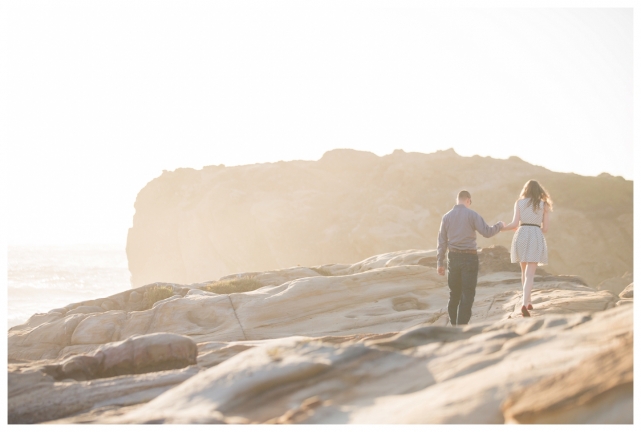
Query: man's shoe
527 304 533 310
521 305 531 317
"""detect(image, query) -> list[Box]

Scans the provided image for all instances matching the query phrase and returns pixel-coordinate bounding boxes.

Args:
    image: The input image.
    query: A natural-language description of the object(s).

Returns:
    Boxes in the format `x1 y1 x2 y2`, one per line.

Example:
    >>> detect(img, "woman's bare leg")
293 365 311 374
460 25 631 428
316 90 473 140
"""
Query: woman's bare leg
523 262 537 306
520 262 527 288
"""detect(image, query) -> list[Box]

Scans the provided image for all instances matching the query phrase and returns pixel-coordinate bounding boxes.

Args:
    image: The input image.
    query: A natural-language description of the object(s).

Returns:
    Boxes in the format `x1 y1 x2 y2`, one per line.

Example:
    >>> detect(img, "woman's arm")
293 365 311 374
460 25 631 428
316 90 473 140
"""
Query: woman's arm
501 201 520 231
541 203 550 233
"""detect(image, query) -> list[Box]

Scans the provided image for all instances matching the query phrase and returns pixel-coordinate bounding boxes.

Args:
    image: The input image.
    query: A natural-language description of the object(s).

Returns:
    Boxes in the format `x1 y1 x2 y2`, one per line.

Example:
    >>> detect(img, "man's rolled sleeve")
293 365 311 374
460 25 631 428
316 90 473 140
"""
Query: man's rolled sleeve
436 216 448 268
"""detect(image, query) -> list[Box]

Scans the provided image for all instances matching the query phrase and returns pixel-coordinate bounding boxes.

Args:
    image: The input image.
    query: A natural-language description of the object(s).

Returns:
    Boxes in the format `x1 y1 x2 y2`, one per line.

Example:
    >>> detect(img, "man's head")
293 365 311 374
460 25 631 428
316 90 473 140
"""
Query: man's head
457 190 472 207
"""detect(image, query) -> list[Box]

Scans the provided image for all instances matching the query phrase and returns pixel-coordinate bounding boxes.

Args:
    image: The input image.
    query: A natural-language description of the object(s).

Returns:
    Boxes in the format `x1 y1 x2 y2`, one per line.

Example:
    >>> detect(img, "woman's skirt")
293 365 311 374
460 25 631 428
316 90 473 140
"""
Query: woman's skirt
510 226 548 265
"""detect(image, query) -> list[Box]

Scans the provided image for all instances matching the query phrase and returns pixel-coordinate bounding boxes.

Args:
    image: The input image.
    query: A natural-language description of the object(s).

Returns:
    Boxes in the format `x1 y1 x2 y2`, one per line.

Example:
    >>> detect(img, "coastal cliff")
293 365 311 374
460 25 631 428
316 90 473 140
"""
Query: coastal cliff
126 149 632 288
8 246 633 424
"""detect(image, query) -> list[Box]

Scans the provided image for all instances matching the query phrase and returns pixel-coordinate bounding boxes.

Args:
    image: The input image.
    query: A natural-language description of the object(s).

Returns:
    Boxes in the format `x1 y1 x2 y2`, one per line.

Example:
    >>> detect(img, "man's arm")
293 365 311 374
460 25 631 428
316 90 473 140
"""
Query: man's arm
473 212 503 238
436 216 448 273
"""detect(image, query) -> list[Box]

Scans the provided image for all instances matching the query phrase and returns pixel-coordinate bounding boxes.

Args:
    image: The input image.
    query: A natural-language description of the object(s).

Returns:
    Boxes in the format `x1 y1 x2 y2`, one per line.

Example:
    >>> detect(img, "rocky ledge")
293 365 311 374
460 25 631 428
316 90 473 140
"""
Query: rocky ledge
8 246 633 424
126 149 633 288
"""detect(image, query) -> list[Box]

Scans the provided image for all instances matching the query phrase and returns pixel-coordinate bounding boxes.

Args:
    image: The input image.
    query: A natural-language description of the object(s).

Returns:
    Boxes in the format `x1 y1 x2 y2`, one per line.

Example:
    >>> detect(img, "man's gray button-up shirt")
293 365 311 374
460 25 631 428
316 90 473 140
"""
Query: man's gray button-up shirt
436 204 503 268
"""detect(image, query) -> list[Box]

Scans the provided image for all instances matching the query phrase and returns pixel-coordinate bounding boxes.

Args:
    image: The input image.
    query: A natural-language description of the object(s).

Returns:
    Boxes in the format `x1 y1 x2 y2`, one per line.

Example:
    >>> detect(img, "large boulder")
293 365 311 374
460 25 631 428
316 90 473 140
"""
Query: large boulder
38 333 197 381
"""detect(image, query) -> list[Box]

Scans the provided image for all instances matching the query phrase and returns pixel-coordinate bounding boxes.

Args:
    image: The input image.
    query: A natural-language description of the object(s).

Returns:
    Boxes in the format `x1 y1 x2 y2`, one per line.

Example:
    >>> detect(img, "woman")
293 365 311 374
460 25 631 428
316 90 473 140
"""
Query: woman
501 180 553 317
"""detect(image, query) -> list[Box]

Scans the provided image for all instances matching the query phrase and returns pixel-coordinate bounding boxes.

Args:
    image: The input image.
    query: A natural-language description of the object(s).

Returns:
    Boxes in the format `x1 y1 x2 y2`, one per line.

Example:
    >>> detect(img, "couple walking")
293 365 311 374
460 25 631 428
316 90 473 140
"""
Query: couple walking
436 180 553 324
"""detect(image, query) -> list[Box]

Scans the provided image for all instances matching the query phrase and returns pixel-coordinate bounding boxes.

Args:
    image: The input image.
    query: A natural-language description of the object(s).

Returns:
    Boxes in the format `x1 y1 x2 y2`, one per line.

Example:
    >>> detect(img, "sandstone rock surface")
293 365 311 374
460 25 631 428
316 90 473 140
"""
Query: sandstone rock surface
8 247 632 424
501 330 632 424
39 333 197 381
619 282 633 299
597 271 633 296
126 149 632 287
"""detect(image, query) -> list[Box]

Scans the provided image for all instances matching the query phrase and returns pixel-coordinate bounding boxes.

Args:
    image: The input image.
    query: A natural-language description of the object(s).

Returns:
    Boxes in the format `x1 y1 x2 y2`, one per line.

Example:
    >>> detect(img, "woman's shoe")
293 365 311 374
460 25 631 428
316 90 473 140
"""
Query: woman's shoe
527 304 533 310
521 305 531 317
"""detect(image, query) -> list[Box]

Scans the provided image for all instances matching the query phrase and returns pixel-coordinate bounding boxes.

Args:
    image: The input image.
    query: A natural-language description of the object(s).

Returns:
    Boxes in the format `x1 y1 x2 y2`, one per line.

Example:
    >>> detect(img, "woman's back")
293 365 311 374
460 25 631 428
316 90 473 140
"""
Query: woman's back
518 198 544 225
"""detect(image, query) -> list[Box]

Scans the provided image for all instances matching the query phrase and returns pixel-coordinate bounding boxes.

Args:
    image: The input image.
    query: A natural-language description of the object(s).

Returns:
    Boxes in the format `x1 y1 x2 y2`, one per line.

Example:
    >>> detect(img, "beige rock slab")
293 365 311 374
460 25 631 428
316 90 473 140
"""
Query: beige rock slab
233 265 442 340
111 338 434 424
8 366 200 424
619 282 633 299
9 293 246 361
107 305 631 424
501 331 632 423
346 305 632 424
9 249 617 363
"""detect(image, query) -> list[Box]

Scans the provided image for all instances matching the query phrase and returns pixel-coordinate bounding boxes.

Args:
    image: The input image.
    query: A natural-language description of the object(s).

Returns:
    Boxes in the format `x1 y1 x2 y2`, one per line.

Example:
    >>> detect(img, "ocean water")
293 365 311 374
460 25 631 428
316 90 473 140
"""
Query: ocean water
8 244 132 329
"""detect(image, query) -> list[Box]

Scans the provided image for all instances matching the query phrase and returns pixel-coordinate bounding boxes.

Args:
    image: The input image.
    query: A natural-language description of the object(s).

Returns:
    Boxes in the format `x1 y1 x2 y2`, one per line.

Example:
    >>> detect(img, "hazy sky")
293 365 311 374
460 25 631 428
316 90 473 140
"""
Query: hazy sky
2 2 633 246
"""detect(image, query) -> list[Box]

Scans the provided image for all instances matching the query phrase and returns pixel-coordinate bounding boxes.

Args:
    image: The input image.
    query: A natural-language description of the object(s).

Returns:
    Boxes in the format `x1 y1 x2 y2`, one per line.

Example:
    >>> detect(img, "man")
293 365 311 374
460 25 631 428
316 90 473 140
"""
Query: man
437 190 504 326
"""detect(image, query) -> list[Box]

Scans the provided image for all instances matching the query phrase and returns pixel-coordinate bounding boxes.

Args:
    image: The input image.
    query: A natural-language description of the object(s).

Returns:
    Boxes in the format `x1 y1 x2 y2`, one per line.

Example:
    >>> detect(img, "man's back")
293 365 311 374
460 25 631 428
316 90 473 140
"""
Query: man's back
437 204 502 268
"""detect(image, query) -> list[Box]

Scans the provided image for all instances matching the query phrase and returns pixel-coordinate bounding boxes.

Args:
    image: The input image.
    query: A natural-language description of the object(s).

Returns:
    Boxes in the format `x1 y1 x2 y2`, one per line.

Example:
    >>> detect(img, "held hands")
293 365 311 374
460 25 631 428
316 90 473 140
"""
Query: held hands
499 221 515 232
504 223 518 231
437 266 445 276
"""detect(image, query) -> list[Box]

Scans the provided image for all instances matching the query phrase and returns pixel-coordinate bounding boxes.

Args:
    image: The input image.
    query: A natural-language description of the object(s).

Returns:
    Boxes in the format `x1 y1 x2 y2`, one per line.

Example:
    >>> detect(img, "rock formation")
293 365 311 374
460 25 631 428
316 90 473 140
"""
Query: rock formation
126 149 632 288
8 247 632 424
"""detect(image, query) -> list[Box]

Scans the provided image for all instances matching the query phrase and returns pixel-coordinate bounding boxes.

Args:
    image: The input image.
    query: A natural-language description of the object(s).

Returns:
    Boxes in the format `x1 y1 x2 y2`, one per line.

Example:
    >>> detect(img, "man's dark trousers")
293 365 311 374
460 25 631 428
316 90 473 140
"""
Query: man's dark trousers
447 251 479 325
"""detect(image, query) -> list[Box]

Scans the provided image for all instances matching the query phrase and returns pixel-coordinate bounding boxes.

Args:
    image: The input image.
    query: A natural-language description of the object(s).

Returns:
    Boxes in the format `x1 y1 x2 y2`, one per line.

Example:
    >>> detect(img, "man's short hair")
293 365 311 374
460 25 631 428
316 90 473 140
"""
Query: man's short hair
458 190 471 201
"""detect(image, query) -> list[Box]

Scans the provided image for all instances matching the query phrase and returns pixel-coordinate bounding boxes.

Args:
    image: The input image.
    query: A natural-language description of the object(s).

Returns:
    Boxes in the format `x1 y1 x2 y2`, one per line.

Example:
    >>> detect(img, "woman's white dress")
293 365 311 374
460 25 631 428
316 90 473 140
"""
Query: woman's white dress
510 198 548 265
